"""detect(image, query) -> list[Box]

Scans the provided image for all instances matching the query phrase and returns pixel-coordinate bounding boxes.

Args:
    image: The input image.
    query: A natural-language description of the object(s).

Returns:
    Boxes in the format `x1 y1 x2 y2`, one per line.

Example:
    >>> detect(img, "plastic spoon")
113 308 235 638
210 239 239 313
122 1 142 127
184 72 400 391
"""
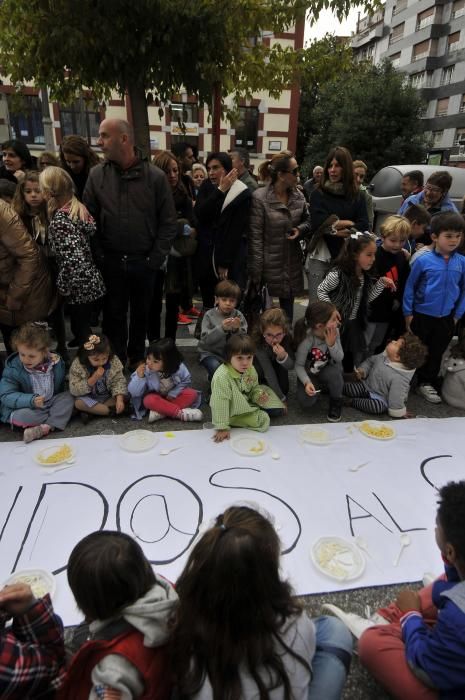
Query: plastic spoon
349 461 370 472
393 533 411 567
159 445 184 456
268 443 280 460
355 536 371 558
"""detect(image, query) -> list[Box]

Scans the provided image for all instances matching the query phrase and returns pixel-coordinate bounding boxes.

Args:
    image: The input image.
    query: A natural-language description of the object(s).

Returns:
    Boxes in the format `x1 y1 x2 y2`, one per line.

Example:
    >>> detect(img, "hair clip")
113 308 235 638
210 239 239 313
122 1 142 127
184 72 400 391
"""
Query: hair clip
83 334 101 351
350 231 365 240
31 321 50 329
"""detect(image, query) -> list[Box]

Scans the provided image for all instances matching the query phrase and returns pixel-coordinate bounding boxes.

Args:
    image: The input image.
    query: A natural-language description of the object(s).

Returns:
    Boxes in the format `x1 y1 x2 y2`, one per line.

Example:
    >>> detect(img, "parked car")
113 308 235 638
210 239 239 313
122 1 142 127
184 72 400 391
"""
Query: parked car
368 164 465 232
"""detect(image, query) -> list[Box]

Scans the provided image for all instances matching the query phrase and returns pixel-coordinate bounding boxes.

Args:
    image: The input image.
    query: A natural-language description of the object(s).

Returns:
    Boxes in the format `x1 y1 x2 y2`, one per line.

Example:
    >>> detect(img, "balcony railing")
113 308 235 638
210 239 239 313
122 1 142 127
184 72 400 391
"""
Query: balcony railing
416 15 435 30
452 7 465 19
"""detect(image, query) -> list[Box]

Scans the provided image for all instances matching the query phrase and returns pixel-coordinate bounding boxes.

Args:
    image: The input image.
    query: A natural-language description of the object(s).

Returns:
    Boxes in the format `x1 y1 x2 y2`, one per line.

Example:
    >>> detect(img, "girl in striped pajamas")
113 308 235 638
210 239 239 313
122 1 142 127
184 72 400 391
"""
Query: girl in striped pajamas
317 233 396 370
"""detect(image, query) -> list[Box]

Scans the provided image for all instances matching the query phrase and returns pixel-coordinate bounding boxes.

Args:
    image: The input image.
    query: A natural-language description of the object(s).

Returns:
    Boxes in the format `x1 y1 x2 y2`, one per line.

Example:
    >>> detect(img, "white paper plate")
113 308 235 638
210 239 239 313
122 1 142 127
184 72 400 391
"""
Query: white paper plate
311 536 365 581
4 568 56 599
299 426 331 445
118 430 158 453
34 443 75 466
358 420 396 441
230 435 268 456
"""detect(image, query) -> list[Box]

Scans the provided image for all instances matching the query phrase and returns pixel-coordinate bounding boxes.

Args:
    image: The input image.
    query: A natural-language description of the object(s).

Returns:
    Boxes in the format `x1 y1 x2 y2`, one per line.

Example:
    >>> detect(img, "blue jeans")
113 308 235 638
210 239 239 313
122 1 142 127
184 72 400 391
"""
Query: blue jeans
200 355 222 381
308 616 353 700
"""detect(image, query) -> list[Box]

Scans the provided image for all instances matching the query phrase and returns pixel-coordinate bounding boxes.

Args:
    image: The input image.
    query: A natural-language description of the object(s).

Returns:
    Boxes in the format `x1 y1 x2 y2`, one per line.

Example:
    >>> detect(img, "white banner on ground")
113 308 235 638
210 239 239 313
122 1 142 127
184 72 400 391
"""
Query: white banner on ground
0 418 463 626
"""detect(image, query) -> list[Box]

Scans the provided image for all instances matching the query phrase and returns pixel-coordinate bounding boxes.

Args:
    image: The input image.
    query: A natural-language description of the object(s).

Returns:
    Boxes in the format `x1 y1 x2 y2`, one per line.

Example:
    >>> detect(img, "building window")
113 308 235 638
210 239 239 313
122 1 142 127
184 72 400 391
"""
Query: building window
460 94 465 113
453 128 465 146
416 7 435 30
447 31 461 52
170 102 199 125
412 39 431 61
452 0 465 19
7 94 44 145
435 97 449 116
59 99 101 145
440 65 455 85
410 71 433 88
389 22 404 44
234 106 259 151
432 130 443 146
392 0 407 16
390 52 401 68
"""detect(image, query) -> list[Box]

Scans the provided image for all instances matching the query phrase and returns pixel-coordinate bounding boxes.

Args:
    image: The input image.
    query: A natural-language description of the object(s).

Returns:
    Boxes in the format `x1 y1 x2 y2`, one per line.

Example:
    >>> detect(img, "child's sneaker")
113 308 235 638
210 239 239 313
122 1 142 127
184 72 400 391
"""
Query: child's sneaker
179 408 203 422
177 313 192 325
183 306 201 318
327 398 342 422
23 424 51 443
322 603 389 639
148 410 164 423
417 384 442 404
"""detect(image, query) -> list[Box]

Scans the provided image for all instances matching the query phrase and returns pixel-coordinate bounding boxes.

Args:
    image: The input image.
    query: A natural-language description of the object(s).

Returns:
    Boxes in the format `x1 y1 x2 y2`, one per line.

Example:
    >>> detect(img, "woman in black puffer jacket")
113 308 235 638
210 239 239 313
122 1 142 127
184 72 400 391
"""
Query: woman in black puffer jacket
306 146 368 301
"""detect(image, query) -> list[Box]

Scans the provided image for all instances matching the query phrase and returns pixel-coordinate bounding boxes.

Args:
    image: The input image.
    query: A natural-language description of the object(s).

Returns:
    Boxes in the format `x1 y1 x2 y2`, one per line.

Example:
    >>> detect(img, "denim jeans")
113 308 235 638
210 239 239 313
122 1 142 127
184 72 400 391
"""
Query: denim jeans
308 616 353 700
200 355 222 381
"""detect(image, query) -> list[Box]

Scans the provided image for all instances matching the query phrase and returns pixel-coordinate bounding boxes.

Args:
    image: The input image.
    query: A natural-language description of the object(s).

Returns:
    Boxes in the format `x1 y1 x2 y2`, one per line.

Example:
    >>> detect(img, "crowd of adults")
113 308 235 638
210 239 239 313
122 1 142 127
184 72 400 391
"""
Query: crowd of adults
0 120 464 375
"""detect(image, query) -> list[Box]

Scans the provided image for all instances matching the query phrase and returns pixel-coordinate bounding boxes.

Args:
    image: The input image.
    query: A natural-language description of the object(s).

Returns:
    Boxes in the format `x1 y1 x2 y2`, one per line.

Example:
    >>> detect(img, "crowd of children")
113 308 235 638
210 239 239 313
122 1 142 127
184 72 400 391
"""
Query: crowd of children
1 208 465 444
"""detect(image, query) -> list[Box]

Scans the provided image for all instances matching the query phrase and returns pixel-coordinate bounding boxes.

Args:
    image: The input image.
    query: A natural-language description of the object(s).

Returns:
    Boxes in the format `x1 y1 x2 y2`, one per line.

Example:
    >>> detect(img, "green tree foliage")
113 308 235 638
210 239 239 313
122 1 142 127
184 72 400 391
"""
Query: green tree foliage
296 34 354 164
302 60 428 176
0 0 377 154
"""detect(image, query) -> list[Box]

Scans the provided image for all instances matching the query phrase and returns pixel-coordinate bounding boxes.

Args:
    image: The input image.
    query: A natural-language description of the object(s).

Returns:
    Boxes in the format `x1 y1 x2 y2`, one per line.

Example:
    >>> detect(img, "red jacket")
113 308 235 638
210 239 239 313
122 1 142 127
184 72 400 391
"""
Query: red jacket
57 628 170 700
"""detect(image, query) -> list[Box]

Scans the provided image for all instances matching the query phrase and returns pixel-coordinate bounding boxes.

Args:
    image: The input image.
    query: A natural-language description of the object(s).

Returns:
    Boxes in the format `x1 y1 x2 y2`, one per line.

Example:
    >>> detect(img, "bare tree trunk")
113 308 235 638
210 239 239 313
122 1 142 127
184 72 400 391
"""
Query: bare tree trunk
212 82 221 152
126 82 150 158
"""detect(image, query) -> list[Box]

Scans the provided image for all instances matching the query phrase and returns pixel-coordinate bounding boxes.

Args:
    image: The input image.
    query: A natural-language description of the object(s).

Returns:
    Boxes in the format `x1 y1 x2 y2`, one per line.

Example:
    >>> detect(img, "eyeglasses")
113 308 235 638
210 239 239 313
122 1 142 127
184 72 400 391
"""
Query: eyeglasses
285 167 299 176
263 331 285 341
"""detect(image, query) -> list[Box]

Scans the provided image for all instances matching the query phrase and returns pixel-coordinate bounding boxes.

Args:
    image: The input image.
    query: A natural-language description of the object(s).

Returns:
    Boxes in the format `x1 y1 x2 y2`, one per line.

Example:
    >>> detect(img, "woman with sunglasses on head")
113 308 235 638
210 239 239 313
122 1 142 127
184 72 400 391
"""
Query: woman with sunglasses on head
248 153 310 323
306 146 369 302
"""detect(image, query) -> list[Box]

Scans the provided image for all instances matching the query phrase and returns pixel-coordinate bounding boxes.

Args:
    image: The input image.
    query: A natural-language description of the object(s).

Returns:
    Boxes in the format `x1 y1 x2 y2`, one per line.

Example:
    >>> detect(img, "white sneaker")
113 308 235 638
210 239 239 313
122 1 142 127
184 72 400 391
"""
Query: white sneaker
417 384 442 404
322 603 388 639
179 408 203 422
148 410 164 423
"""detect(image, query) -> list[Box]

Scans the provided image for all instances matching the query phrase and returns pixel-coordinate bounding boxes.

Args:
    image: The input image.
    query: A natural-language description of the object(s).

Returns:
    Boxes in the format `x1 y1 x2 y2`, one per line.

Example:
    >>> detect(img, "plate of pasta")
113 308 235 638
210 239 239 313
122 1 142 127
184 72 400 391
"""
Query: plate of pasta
4 569 56 599
311 537 365 582
358 421 396 441
299 426 331 446
35 443 75 466
230 435 268 456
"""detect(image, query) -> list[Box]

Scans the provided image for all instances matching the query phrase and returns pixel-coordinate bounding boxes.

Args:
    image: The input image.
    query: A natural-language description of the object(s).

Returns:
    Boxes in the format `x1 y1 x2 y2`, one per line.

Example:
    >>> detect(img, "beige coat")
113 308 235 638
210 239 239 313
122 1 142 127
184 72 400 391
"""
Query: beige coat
248 184 310 297
68 355 128 397
0 200 54 326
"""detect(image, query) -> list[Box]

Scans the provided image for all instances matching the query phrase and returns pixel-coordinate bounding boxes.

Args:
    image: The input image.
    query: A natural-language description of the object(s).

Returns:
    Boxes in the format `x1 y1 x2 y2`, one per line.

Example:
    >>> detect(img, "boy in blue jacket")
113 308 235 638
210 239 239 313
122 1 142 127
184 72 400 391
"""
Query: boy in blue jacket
326 481 465 699
403 212 465 404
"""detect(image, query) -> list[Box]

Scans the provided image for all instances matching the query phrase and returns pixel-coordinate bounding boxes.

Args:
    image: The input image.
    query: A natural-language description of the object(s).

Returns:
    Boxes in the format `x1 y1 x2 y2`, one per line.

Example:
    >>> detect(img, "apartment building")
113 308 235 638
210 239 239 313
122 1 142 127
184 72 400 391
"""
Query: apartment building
0 22 304 169
351 0 465 166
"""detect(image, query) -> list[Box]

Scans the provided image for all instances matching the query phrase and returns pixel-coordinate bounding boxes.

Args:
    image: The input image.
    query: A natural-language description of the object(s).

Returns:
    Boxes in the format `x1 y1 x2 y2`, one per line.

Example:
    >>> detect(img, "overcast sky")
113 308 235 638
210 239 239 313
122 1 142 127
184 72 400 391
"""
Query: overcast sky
304 7 362 44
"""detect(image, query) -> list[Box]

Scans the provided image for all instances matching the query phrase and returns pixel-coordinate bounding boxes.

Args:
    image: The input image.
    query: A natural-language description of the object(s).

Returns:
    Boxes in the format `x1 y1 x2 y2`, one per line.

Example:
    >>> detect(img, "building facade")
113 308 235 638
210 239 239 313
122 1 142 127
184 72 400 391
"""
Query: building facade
0 22 304 169
351 0 465 165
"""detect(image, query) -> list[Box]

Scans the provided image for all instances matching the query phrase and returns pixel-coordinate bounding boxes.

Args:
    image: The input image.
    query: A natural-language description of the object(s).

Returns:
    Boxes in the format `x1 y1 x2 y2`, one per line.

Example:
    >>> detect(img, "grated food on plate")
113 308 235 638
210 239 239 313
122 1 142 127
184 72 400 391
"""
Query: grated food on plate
314 541 355 579
249 440 265 453
8 573 50 598
359 422 395 439
37 443 72 465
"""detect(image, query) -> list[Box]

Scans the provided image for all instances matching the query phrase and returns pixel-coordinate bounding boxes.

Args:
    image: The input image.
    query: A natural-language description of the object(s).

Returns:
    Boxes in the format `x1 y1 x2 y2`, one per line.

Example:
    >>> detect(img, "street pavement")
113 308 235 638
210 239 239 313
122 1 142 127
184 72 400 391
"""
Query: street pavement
1 298 463 698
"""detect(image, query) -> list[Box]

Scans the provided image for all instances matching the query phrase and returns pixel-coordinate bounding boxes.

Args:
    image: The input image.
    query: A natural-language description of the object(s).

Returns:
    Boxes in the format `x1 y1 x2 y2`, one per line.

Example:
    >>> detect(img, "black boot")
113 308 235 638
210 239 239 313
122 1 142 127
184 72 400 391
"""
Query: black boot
327 398 342 423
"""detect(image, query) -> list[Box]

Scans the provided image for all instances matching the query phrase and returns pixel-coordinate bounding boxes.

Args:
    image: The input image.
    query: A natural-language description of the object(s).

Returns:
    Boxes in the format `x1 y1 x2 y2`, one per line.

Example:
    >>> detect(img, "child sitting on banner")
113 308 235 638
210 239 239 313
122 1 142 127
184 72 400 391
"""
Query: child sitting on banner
0 581 65 697
128 338 203 422
342 333 428 418
294 301 345 423
57 530 178 700
324 480 465 699
198 280 247 381
252 307 294 408
210 334 284 442
69 333 127 424
0 322 74 442
169 504 353 700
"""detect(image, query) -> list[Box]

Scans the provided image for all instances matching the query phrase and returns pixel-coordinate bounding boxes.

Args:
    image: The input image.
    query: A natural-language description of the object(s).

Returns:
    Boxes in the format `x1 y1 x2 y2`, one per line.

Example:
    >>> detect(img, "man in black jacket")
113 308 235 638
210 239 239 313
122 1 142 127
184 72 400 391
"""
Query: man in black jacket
84 119 176 367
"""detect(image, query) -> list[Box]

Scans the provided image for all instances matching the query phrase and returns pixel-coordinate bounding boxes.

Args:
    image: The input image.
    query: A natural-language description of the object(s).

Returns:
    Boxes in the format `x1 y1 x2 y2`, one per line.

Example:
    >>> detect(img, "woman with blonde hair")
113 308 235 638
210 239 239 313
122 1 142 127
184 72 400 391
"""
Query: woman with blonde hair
39 166 105 344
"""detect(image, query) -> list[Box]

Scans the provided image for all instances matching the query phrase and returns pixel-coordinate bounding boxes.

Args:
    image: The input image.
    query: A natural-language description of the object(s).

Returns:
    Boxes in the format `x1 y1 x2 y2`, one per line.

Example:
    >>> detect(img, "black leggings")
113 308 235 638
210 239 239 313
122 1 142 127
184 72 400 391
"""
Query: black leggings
343 382 386 414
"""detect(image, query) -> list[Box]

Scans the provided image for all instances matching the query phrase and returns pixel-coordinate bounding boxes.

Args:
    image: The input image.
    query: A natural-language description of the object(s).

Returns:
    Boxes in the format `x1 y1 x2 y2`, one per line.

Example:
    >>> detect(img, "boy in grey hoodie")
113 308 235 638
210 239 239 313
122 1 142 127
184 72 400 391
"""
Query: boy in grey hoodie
343 333 428 417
